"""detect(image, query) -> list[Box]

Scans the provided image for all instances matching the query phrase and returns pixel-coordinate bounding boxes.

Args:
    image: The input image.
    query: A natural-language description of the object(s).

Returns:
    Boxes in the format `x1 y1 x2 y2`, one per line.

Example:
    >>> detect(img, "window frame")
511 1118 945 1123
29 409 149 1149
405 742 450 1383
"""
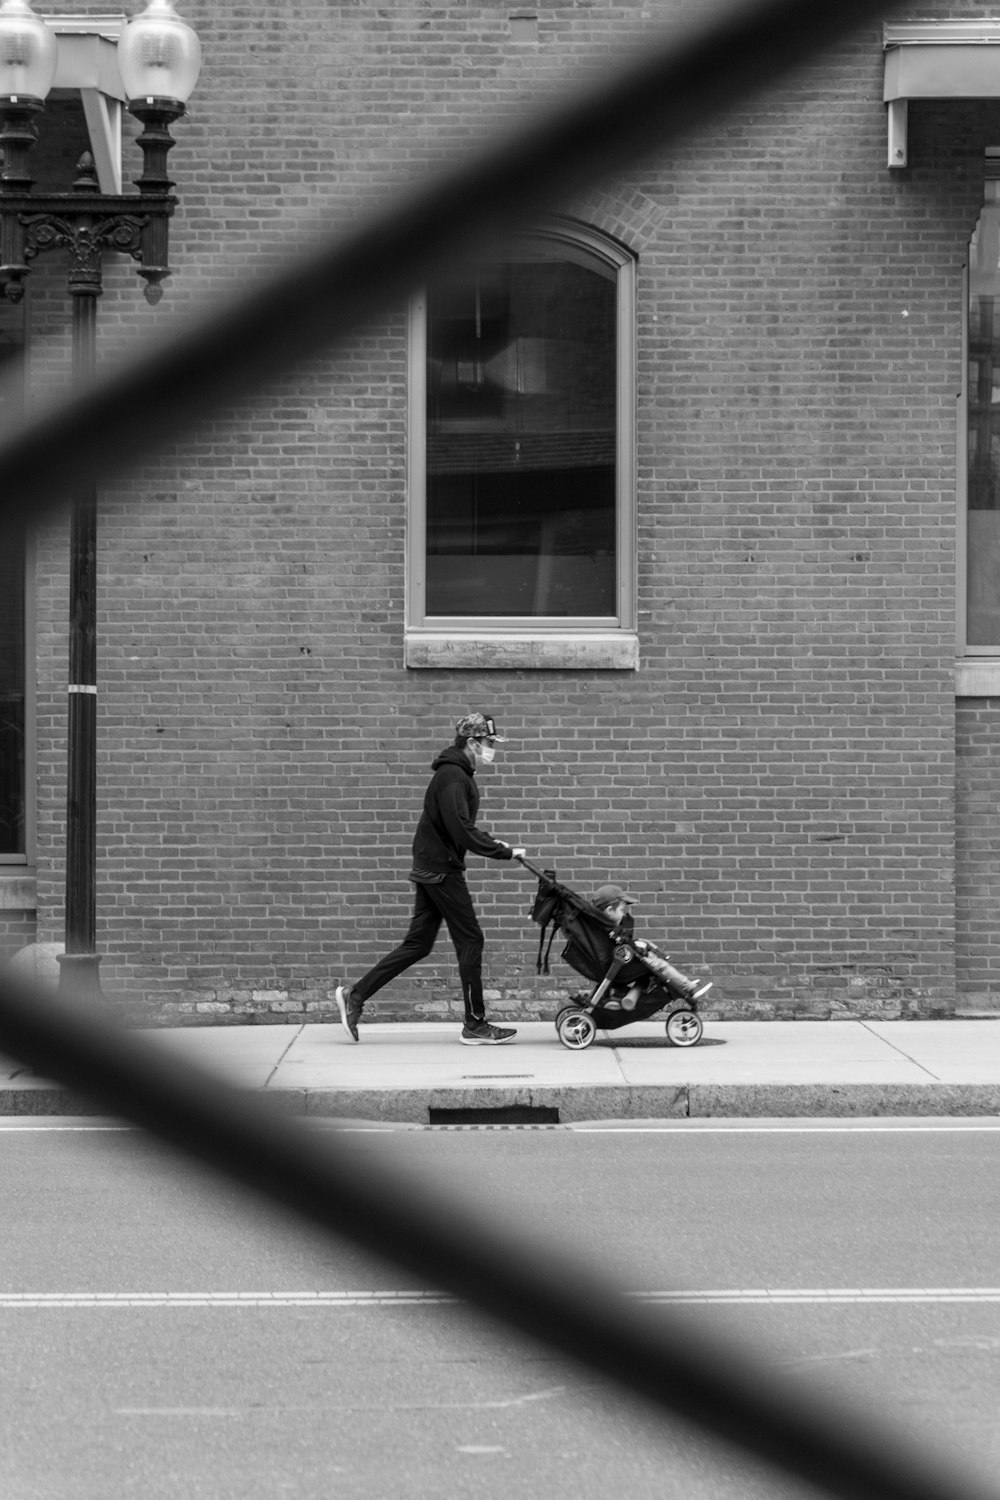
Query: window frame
957 177 1000 694
405 220 638 670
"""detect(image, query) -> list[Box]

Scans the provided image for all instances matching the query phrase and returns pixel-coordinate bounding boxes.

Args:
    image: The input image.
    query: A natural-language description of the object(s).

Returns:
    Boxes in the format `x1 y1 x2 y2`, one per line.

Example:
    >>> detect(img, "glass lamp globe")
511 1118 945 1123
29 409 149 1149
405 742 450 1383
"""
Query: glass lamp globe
118 0 202 107
0 0 57 102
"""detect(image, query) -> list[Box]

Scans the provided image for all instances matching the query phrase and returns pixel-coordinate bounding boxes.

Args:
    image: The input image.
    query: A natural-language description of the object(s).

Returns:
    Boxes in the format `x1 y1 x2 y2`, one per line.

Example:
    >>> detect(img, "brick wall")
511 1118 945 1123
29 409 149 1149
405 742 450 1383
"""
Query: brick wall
0 913 34 956
12 1 1000 1022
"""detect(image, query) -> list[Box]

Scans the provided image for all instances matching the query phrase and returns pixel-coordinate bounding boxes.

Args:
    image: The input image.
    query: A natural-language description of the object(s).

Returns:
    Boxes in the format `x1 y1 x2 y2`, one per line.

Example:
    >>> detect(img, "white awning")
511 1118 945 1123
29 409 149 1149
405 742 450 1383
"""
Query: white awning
883 22 1000 168
43 13 126 194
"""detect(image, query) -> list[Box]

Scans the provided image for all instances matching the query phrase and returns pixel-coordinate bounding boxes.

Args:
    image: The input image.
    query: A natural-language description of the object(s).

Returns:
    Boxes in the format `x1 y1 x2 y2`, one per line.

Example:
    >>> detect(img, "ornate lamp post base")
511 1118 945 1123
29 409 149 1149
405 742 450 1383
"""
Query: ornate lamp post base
56 951 104 1006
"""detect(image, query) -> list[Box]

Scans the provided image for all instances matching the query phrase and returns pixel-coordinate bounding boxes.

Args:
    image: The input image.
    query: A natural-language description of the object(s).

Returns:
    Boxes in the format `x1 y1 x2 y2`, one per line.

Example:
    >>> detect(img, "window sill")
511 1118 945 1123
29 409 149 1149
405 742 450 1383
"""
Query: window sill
956 659 1000 695
0 872 36 910
405 630 639 670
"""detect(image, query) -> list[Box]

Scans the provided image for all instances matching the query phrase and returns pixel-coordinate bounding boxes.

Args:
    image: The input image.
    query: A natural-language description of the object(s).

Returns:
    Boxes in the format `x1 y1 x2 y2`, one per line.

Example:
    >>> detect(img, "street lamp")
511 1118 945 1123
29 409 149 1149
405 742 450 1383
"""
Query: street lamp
0 0 200 1002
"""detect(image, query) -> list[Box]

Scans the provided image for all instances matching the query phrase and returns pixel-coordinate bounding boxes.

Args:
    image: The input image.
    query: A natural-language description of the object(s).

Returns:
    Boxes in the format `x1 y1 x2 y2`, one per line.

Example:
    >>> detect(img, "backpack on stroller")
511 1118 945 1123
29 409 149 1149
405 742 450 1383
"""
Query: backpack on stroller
519 858 709 1051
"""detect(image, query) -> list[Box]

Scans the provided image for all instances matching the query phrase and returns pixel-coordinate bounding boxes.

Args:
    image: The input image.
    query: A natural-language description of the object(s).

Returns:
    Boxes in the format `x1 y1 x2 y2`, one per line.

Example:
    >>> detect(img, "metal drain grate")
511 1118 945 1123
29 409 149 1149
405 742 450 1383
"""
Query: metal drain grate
428 1105 560 1126
460 1074 533 1080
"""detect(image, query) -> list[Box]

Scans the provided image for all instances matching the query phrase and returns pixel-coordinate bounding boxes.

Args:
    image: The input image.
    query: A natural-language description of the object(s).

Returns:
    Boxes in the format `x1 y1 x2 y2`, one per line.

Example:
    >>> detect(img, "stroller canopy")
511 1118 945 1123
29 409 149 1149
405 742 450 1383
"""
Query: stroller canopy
528 869 649 986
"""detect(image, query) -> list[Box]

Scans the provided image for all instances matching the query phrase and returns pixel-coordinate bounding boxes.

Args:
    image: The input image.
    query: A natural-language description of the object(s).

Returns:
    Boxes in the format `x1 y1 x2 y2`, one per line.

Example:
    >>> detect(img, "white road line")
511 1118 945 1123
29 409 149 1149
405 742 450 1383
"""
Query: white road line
568 1123 1000 1133
116 1408 243 1417
6 1120 1000 1134
0 1291 455 1307
0 1124 134 1131
633 1289 1000 1305
3 1288 1000 1308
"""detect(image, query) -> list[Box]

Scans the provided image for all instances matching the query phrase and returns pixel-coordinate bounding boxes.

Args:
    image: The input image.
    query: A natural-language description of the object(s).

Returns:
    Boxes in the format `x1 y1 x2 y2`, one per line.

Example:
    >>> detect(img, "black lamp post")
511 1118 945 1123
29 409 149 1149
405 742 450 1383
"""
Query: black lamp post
0 0 201 1002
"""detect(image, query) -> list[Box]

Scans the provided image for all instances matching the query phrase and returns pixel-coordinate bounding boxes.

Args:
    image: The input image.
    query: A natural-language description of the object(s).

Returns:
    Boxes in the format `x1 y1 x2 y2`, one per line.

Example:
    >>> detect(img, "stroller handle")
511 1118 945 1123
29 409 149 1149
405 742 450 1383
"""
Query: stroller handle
515 854 548 879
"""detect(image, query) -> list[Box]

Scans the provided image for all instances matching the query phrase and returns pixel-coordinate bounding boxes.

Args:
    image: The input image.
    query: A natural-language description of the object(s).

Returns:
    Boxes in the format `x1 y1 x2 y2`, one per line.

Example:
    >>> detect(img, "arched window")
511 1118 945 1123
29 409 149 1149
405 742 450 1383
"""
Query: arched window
407 223 637 669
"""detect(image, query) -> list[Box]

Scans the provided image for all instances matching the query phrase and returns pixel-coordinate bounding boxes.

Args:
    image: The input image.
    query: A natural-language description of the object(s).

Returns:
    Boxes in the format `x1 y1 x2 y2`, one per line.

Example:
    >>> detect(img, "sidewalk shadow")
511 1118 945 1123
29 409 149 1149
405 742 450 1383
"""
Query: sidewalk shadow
599 1036 726 1049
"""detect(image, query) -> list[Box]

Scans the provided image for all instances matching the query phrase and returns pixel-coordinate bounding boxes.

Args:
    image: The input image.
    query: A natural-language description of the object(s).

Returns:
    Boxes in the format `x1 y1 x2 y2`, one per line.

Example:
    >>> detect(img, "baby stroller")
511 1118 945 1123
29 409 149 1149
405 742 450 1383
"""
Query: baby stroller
519 858 710 1050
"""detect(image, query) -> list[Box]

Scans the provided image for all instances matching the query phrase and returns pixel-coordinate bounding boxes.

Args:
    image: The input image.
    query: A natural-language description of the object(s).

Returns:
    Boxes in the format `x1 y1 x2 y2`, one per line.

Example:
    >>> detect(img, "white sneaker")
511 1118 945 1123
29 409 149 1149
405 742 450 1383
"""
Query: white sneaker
336 984 361 1041
459 1021 517 1045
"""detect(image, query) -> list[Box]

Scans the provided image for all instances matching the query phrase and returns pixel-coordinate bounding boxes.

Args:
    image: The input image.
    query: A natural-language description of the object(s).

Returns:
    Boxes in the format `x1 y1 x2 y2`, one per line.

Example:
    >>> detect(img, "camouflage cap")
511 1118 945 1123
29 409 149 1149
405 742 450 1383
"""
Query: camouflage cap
455 712 507 742
593 883 637 908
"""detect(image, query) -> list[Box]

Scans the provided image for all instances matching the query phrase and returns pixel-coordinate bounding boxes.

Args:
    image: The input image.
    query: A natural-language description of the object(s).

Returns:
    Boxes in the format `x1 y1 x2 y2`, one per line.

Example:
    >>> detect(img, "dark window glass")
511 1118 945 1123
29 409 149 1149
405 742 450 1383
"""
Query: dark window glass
0 299 25 856
426 249 617 617
968 182 1000 645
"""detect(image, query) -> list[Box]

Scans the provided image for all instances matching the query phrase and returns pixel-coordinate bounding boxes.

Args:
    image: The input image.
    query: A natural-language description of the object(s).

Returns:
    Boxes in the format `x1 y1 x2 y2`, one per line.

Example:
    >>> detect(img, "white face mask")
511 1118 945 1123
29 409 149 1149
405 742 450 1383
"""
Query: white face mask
476 741 496 765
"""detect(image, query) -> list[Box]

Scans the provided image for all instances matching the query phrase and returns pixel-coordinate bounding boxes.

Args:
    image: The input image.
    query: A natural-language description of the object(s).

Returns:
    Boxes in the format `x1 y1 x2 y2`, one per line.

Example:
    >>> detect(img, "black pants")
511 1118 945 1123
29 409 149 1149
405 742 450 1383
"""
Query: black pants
352 873 486 1026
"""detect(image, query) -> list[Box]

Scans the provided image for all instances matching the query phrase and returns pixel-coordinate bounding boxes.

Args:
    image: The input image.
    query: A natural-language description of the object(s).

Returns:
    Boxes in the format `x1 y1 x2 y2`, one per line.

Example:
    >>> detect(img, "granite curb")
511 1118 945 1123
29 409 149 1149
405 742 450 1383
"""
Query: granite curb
5 1080 1000 1122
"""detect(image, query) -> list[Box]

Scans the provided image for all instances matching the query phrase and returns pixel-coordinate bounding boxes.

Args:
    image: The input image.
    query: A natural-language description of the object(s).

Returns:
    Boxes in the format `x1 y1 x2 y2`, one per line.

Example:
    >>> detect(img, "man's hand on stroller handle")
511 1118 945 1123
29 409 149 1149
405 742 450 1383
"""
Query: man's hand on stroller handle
498 840 528 859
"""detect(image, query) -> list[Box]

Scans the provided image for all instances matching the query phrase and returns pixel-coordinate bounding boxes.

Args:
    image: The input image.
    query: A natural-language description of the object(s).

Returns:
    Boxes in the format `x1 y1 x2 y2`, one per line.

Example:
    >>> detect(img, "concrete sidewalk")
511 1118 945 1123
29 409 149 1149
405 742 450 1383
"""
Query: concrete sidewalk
3 1018 1000 1121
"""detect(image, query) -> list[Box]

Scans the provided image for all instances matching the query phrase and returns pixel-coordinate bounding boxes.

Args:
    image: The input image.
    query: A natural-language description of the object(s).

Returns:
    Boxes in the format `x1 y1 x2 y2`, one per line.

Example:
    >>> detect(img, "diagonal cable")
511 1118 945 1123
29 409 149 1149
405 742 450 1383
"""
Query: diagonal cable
0 972 995 1500
0 0 895 525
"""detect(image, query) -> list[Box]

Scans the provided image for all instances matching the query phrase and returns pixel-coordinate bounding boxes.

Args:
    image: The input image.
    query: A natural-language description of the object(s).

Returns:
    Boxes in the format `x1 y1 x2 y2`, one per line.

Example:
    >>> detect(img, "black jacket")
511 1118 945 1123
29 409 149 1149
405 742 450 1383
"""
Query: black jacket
411 746 513 876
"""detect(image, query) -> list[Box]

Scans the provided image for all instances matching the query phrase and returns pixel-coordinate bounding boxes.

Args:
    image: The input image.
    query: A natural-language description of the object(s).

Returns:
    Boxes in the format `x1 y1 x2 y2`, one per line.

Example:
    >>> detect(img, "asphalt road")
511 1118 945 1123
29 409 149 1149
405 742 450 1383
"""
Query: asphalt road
2 1117 1000 1500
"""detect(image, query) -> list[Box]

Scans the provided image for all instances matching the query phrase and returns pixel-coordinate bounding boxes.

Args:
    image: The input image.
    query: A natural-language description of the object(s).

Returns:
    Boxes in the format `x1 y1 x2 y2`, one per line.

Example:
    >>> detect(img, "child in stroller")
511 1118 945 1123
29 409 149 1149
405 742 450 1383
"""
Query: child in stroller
592 882 712 1009
521 860 712 1050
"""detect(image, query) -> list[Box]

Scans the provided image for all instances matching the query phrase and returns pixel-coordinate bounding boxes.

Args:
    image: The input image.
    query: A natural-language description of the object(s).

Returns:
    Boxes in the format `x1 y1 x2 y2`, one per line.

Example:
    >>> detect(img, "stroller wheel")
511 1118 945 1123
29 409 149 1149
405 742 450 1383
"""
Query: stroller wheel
553 1005 577 1035
665 1009 703 1048
557 1010 597 1050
